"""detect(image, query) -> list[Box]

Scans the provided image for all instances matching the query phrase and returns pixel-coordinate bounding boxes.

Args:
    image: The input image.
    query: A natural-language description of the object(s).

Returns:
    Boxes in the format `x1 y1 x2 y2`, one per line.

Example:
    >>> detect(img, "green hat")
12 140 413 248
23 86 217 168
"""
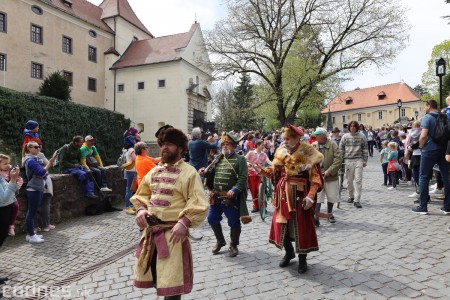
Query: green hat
221 132 239 144
312 127 327 136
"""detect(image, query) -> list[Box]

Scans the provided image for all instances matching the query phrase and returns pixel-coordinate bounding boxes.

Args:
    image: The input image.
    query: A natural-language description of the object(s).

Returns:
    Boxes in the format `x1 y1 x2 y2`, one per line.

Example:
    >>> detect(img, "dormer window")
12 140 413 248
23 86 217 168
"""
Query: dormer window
378 91 386 100
61 0 72 8
345 97 353 105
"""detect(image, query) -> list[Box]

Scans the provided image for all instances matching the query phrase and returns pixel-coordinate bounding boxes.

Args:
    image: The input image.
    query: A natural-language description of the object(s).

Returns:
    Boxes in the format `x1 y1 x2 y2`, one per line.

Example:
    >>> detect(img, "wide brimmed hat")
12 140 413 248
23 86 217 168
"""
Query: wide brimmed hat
157 127 188 152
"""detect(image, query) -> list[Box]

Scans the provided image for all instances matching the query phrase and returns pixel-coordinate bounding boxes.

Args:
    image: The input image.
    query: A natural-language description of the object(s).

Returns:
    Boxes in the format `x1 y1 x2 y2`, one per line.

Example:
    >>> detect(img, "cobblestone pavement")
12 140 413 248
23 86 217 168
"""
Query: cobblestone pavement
1 151 450 299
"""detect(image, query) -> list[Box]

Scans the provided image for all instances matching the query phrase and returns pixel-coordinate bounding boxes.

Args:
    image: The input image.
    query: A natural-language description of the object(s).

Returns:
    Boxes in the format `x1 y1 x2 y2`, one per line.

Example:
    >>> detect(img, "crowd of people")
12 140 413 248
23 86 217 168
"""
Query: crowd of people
3 96 450 299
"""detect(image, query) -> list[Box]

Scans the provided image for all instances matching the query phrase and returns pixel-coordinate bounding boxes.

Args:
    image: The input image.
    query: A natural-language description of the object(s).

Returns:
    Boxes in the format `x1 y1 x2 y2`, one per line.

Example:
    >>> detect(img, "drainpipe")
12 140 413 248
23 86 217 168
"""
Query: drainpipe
113 17 117 111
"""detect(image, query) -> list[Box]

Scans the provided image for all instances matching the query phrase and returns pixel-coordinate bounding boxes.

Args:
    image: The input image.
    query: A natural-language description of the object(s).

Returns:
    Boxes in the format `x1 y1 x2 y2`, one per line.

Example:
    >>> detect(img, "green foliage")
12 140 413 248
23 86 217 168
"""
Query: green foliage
443 73 450 99
0 87 130 166
413 84 428 96
421 40 450 94
38 71 71 101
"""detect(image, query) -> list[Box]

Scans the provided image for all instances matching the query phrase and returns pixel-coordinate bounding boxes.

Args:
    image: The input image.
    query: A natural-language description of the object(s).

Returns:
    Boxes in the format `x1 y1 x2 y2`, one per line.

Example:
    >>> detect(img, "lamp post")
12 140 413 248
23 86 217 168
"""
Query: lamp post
435 57 447 109
397 99 402 124
414 110 419 120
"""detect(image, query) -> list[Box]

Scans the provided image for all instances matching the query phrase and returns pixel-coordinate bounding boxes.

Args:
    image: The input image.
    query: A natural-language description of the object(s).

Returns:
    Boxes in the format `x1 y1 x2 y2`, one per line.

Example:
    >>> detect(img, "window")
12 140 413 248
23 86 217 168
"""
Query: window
63 71 73 86
61 0 72 8
88 77 96 92
31 24 43 44
117 84 124 92
401 108 406 117
0 53 6 71
88 46 97 62
345 99 353 105
332 116 335 124
89 30 97 38
378 95 386 100
378 111 383 119
0 12 6 33
31 62 43 79
62 36 72 54
357 114 362 122
342 115 346 123
158 79 166 88
31 6 43 15
137 82 145 90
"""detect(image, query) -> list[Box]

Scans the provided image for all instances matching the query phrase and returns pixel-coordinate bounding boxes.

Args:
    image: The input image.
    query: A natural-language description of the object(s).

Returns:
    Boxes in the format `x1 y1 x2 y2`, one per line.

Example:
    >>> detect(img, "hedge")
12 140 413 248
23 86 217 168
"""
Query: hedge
0 87 130 167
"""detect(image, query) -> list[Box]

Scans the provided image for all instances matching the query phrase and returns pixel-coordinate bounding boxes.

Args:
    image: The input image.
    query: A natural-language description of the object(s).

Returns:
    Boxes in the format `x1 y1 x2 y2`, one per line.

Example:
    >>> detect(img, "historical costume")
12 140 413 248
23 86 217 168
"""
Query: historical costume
264 125 323 273
131 128 208 298
204 132 251 257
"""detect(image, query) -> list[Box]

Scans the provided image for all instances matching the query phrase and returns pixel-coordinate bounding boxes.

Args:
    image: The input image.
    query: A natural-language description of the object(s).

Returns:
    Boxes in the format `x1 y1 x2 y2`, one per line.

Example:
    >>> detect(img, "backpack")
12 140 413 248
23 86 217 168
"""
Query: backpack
52 144 69 167
430 113 450 146
116 149 127 170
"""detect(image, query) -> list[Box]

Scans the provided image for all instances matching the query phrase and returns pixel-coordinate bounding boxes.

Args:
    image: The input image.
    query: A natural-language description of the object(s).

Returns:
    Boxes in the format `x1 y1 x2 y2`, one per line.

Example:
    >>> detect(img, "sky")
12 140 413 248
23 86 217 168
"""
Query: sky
88 0 449 91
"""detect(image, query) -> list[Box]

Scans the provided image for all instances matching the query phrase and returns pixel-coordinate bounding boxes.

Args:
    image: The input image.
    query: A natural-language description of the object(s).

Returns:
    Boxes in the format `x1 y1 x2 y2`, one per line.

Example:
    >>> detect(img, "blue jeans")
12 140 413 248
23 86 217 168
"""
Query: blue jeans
125 171 136 208
63 168 95 195
381 162 391 185
207 197 241 228
26 190 43 236
419 149 450 210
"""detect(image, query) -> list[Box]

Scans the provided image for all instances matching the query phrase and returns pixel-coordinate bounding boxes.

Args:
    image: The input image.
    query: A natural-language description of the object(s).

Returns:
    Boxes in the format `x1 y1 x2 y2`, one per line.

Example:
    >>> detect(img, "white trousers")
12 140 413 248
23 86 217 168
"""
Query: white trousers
346 160 364 202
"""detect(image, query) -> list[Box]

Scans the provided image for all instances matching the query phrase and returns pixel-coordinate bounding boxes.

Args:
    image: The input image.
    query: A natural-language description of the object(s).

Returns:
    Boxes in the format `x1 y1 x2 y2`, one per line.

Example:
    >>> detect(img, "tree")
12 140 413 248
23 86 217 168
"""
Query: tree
421 40 450 95
38 71 71 101
413 84 428 97
230 73 258 131
205 0 409 125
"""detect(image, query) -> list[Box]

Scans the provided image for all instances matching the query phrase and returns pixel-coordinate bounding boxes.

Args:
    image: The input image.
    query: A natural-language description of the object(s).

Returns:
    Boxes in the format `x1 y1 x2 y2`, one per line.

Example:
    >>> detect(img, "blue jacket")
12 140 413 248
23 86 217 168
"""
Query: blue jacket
24 155 47 192
188 138 218 170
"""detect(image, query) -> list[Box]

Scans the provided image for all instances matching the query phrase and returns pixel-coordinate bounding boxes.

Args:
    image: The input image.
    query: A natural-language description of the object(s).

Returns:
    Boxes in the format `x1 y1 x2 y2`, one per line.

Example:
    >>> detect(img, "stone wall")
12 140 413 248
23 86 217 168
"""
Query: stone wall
14 166 126 229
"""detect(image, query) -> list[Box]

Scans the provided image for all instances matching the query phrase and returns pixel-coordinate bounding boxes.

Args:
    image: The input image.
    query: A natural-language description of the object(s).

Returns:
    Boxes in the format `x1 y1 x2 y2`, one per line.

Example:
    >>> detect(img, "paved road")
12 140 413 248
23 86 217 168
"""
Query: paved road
1 150 450 299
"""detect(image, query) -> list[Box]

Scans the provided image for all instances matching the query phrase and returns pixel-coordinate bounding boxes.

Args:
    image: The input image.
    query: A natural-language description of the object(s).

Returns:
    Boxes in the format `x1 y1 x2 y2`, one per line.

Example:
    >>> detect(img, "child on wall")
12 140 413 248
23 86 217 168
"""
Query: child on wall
387 142 399 191
22 120 41 158
0 154 23 236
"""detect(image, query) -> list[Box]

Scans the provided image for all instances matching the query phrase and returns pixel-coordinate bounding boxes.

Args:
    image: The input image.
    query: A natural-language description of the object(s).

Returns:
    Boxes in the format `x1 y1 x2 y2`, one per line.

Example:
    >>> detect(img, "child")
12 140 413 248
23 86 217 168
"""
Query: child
387 142 399 190
380 141 391 186
0 154 23 236
22 120 41 158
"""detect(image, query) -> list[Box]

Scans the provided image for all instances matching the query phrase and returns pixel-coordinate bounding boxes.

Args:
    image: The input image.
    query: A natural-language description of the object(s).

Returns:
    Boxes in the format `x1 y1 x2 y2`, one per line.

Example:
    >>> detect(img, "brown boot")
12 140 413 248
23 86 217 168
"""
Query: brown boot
211 224 226 254
228 227 241 257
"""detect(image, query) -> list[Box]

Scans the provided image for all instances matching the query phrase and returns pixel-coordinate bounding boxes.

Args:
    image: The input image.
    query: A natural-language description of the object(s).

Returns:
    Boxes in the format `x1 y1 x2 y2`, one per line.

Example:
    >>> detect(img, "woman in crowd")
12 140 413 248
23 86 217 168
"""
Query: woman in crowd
0 154 23 236
23 142 56 244
405 121 422 198
366 125 376 157
0 154 20 247
123 127 140 215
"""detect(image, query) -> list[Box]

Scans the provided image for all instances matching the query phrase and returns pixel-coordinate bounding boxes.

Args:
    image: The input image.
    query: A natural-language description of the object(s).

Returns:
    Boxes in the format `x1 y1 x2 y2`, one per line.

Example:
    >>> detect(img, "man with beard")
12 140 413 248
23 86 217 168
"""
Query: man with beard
262 125 323 274
200 132 251 257
130 127 209 300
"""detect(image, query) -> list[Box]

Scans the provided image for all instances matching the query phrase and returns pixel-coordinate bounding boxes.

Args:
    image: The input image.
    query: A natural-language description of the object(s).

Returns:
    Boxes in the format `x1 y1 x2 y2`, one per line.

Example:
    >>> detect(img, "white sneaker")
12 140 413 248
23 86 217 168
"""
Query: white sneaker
387 187 396 191
430 183 437 190
407 181 412 186
100 187 112 192
26 234 43 241
429 188 443 195
408 192 419 198
26 234 44 244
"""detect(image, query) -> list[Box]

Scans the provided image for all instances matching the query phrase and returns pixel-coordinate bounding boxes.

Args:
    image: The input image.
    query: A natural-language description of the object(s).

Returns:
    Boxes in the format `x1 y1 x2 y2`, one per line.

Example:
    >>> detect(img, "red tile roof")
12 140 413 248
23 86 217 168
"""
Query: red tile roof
111 23 200 69
37 0 113 33
99 0 152 37
322 82 421 113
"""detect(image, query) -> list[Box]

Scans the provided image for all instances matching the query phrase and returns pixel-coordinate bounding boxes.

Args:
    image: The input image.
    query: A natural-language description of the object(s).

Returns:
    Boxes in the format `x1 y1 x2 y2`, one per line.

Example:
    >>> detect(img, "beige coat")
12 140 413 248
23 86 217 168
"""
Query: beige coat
312 140 342 182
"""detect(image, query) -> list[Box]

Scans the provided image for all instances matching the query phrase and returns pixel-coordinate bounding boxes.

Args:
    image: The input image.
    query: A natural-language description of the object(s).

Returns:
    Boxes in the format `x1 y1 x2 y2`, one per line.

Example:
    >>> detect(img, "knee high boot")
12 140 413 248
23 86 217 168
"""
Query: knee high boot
211 224 226 254
279 234 295 267
298 253 308 274
228 227 241 257
314 203 321 227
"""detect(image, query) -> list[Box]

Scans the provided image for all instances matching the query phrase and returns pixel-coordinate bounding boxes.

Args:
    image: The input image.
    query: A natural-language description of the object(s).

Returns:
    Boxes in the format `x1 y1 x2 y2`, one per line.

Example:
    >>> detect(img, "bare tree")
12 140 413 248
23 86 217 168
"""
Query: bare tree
205 0 409 125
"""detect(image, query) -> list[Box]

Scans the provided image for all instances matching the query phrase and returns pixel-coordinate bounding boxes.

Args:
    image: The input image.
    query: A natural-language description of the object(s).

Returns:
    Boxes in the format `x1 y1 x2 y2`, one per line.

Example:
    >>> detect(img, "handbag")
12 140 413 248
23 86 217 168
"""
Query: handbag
130 177 138 192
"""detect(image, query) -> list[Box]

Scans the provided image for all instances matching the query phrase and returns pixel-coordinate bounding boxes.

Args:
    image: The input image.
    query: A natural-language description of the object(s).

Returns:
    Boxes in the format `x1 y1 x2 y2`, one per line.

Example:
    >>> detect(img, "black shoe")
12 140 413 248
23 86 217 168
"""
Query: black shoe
328 216 336 223
347 198 354 203
0 277 7 284
412 206 428 215
251 208 260 213
298 255 308 274
439 207 450 215
279 252 295 268
354 202 362 208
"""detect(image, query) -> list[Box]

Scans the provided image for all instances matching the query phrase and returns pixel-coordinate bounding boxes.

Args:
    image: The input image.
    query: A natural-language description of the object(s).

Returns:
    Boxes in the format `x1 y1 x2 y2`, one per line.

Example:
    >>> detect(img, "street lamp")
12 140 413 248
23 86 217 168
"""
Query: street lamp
327 105 333 131
414 110 419 120
397 99 402 124
435 57 447 109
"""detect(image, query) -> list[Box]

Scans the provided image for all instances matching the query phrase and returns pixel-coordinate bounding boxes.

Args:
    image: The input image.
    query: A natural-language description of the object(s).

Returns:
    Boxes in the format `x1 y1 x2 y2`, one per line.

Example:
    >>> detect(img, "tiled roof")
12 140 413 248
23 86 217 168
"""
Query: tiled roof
37 0 113 33
322 82 422 113
111 23 199 69
99 0 152 37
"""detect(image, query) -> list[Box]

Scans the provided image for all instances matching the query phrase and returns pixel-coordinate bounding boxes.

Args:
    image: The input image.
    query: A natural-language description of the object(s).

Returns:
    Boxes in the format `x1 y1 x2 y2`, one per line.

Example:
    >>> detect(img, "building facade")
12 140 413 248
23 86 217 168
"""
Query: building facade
0 0 212 142
322 82 423 130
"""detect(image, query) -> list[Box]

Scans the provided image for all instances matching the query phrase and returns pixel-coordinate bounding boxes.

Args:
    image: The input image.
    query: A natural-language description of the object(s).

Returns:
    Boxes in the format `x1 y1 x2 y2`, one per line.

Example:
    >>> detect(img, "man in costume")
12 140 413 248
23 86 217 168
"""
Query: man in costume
264 125 323 273
200 132 251 257
131 127 209 300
